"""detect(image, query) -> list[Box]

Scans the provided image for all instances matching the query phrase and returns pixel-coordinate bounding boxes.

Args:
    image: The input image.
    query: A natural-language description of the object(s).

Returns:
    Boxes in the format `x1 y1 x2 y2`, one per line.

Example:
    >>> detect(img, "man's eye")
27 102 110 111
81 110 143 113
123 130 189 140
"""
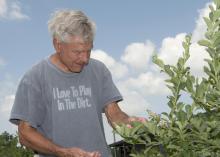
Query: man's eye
72 51 80 54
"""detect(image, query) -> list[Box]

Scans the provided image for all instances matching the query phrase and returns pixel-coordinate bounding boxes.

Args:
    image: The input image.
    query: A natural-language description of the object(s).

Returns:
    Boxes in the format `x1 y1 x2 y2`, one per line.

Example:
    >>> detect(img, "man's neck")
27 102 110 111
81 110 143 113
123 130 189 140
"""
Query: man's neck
49 53 72 73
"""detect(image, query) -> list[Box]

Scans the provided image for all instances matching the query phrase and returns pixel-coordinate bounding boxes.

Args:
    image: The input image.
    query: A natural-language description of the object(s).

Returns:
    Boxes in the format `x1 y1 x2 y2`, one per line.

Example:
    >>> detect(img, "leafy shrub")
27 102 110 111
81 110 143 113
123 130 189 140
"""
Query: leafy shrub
115 0 220 156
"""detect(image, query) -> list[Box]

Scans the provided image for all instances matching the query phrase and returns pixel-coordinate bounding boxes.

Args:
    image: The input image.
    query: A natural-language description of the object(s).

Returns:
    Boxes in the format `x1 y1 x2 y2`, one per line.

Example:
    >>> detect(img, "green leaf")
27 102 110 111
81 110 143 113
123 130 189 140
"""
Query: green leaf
167 144 180 151
198 39 212 47
206 47 215 58
144 122 157 135
177 110 187 122
143 145 153 154
213 35 220 47
167 85 176 95
195 79 208 98
130 124 144 136
177 58 184 69
209 4 215 12
152 55 164 69
185 34 192 43
179 81 186 90
214 0 220 9
164 65 174 77
203 66 213 77
161 112 169 118
182 42 188 50
213 10 220 22
177 102 185 111
205 31 213 40
209 12 214 22
143 135 152 143
203 17 212 28
186 77 193 92
185 105 192 116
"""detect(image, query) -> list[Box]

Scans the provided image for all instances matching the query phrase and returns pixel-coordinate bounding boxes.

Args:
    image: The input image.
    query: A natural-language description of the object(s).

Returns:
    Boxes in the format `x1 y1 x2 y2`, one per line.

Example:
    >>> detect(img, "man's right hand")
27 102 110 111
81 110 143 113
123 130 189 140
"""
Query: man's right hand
57 147 101 157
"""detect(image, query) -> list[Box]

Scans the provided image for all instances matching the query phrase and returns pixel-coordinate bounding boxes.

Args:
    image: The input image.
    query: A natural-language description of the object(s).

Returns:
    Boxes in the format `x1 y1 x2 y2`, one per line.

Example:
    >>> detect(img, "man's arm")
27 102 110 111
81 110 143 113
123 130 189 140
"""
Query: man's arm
18 121 100 157
104 102 130 128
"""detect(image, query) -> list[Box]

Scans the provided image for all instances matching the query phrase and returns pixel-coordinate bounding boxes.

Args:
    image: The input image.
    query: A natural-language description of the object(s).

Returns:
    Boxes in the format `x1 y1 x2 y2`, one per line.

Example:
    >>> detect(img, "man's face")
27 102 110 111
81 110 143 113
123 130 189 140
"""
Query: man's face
56 36 93 73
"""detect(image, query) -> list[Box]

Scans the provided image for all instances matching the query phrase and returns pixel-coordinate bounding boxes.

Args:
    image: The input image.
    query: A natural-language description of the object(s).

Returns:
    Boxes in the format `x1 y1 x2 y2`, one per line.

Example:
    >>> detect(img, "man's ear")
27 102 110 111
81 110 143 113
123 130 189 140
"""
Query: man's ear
53 38 61 53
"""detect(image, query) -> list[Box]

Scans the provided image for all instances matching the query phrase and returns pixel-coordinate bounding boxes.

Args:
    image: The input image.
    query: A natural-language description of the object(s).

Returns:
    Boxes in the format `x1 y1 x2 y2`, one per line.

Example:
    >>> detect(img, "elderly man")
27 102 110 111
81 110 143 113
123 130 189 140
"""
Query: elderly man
10 10 133 157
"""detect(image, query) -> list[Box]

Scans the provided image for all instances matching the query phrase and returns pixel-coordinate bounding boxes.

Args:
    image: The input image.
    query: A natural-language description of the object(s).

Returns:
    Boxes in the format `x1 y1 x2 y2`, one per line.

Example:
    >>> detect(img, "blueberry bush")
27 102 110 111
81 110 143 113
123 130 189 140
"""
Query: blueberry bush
115 0 220 156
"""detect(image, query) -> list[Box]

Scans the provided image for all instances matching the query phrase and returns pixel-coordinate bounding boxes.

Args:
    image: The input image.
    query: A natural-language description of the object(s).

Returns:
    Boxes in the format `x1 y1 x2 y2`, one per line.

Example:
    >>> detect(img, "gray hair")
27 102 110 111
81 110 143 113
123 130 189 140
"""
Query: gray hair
48 9 96 43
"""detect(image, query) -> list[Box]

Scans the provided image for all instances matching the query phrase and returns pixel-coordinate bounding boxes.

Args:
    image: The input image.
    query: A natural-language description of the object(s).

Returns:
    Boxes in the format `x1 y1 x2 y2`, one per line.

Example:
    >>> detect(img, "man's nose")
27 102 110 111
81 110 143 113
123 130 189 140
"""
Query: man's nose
80 52 89 63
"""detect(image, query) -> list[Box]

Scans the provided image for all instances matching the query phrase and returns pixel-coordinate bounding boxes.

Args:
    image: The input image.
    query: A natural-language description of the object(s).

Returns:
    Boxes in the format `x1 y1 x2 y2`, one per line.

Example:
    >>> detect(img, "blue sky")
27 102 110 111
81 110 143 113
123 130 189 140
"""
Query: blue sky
0 0 211 143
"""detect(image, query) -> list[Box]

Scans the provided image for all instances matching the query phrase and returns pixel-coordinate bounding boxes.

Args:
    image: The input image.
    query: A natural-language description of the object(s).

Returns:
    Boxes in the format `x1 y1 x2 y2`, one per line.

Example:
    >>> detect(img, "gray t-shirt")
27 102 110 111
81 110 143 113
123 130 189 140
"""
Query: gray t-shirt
10 57 122 157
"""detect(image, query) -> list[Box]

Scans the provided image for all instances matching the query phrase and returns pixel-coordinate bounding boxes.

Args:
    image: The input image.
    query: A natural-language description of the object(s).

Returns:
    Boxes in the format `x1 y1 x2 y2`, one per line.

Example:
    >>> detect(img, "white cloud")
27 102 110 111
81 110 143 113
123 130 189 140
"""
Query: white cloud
91 49 128 79
121 40 155 71
0 0 7 17
157 33 209 78
118 90 150 116
187 43 209 77
192 2 211 42
0 0 29 20
156 2 212 79
118 72 168 96
0 95 14 113
158 33 186 65
190 2 212 77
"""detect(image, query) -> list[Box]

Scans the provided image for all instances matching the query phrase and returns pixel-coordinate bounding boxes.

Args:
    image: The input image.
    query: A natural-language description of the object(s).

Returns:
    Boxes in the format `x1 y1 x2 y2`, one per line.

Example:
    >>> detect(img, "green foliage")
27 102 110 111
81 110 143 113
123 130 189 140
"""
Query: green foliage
115 0 220 156
0 131 34 157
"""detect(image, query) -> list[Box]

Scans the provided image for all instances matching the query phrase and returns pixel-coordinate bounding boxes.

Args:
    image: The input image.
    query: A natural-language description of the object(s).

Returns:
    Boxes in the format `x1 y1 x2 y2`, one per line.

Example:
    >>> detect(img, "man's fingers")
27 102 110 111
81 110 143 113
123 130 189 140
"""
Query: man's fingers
63 147 101 157
88 151 101 157
128 116 147 123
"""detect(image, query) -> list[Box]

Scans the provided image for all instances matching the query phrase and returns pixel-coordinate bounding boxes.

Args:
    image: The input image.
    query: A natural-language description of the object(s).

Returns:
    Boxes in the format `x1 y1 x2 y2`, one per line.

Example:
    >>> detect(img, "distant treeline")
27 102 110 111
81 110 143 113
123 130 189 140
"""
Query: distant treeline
0 131 34 157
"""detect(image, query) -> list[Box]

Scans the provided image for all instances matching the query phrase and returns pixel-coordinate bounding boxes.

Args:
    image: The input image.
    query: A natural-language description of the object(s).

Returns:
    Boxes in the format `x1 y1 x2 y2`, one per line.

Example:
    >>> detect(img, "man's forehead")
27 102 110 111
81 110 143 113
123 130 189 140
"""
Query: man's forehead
67 36 92 44
62 37 92 47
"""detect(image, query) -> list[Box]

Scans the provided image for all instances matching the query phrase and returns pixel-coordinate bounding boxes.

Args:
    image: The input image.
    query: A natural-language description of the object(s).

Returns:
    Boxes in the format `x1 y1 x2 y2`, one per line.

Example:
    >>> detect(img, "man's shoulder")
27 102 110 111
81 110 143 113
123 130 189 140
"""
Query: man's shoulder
22 58 48 80
27 58 48 73
85 58 110 79
32 58 48 70
89 58 106 69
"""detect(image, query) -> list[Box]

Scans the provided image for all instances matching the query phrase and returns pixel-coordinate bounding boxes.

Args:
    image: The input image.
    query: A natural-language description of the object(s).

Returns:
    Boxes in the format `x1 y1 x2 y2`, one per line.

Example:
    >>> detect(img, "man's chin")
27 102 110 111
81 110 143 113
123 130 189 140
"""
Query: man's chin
69 67 84 73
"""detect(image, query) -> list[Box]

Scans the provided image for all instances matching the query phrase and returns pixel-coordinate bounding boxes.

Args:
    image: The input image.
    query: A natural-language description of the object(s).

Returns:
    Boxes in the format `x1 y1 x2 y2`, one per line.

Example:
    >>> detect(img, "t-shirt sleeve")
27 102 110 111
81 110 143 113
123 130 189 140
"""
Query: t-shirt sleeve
99 65 123 110
9 75 45 128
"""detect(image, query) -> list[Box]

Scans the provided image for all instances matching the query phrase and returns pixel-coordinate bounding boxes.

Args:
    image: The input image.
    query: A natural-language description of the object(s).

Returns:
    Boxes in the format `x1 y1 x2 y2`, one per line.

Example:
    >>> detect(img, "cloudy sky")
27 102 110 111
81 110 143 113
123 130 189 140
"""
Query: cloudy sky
0 0 211 144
